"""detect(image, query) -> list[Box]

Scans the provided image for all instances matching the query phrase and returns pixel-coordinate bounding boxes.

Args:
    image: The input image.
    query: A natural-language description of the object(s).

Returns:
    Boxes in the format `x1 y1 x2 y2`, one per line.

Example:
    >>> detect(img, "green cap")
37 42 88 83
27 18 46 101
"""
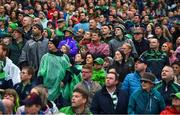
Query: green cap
63 27 74 35
0 17 5 22
171 92 180 99
9 23 18 31
94 58 104 65
44 28 52 38
125 34 133 39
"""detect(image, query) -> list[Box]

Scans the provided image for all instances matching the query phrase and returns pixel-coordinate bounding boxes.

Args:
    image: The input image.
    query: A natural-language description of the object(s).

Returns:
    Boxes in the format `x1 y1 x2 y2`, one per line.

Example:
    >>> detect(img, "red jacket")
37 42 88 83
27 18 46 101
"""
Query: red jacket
160 106 180 115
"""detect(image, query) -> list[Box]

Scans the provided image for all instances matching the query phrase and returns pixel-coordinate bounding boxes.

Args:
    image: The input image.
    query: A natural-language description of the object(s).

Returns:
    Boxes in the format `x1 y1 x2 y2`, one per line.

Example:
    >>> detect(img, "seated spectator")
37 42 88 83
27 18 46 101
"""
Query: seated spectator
60 88 91 114
128 72 165 114
30 85 59 114
3 88 20 113
13 66 34 103
154 65 180 106
90 71 128 114
16 93 42 114
75 64 101 107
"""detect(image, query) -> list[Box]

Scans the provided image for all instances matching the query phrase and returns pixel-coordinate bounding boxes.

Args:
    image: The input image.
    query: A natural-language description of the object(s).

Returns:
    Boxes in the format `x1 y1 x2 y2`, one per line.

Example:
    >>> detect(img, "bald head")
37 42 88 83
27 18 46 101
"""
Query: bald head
161 66 174 81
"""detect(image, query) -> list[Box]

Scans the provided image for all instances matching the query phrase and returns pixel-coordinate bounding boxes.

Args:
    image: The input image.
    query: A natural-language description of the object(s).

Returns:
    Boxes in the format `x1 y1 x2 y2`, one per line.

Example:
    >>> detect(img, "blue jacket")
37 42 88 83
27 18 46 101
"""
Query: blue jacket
58 36 78 57
73 20 89 35
90 86 128 114
121 72 141 96
128 88 165 114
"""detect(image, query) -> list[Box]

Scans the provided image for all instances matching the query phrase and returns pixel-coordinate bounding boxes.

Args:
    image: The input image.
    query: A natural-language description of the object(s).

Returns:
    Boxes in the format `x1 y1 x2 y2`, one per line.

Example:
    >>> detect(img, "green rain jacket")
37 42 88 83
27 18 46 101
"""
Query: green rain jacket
38 52 70 101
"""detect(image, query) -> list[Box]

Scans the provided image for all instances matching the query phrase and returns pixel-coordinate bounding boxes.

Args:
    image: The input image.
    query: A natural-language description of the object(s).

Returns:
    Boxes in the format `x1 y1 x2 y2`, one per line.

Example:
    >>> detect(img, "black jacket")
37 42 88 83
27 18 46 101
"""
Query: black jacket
90 86 128 114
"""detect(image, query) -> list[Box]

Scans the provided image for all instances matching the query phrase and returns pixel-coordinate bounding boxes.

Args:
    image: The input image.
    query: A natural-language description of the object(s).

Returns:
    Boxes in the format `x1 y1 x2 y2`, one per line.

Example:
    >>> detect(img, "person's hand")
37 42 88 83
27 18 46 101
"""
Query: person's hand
60 82 64 87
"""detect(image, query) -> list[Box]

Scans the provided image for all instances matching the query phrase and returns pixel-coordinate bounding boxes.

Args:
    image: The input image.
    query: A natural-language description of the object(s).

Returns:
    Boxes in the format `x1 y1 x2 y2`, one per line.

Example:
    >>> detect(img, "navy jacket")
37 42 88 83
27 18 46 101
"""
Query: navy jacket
90 86 128 114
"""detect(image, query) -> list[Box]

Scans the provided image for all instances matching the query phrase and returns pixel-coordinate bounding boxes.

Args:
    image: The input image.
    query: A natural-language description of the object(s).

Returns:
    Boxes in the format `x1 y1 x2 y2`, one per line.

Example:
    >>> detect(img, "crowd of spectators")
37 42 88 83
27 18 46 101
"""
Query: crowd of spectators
0 0 179 114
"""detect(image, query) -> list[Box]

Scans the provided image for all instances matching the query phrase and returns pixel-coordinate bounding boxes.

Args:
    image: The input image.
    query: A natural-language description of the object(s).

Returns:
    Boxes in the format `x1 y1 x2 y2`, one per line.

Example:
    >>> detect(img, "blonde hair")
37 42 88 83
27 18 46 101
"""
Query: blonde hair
31 85 48 107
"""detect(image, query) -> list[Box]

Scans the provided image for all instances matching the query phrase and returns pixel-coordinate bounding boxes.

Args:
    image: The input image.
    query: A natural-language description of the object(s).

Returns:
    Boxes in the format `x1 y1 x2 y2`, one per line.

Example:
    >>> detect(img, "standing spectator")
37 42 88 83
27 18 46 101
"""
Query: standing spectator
101 24 113 43
172 61 180 84
73 12 89 35
38 38 70 101
0 17 8 38
38 11 48 29
161 42 177 64
22 15 33 40
160 92 180 114
79 31 91 46
60 88 91 114
19 23 48 73
140 38 169 80
154 24 170 47
75 64 101 107
47 1 58 20
89 19 100 32
58 28 78 57
87 30 110 58
154 65 180 106
128 72 165 114
90 71 128 114
121 58 148 96
111 50 131 82
8 27 26 65
109 24 137 57
120 43 135 71
85 53 94 66
55 19 67 40
0 43 20 88
132 27 149 56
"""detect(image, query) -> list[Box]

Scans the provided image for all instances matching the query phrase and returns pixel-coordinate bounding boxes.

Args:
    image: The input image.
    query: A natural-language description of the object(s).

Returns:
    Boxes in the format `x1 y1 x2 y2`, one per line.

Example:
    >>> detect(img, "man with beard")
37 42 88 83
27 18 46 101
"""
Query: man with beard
60 88 91 114
86 30 109 58
19 23 48 74
73 12 89 35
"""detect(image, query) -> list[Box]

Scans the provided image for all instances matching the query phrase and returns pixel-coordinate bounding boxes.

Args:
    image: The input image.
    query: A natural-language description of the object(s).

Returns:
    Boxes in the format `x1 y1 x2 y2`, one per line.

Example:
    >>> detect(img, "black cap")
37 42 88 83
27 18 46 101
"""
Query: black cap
49 38 60 48
136 58 148 65
33 23 43 32
14 27 24 34
57 19 65 23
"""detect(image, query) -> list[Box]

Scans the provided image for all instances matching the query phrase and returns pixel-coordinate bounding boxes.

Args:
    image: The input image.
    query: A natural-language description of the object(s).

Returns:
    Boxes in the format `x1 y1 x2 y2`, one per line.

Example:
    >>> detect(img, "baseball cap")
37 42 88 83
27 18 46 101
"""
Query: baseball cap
171 92 180 99
94 58 104 65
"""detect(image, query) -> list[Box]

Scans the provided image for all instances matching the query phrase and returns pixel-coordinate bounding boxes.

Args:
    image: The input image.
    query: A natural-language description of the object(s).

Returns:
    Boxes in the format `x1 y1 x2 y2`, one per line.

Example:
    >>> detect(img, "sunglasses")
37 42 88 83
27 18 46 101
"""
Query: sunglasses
141 80 150 83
